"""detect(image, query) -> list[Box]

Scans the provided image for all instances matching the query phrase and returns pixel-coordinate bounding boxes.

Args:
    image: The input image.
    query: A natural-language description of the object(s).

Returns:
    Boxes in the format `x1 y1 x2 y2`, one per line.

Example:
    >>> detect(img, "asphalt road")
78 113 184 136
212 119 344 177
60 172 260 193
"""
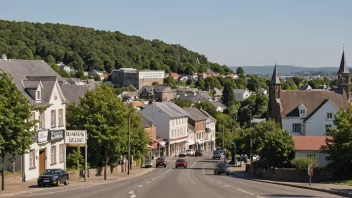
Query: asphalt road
15 156 342 198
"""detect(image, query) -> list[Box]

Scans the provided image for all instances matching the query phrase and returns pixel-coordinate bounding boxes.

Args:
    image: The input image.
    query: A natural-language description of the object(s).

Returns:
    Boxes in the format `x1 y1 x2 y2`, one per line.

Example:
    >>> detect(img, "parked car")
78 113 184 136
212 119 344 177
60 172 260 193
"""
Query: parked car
37 169 69 187
156 157 167 168
186 149 195 156
214 162 230 175
212 151 221 160
144 159 153 168
195 150 204 157
179 151 187 157
175 158 187 168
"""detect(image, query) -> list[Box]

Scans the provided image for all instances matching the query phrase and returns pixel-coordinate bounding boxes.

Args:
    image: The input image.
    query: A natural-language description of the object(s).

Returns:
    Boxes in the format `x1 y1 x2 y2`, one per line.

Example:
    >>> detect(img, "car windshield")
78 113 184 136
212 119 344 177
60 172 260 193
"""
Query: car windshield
213 152 220 154
145 159 151 162
186 150 192 152
156 158 165 161
176 159 185 162
43 169 60 175
218 163 228 168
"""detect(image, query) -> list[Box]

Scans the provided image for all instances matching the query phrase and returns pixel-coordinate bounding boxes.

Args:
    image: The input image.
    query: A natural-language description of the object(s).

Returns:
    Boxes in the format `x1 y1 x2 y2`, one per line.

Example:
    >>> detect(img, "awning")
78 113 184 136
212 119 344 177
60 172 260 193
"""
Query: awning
147 144 153 149
187 139 195 145
159 141 166 148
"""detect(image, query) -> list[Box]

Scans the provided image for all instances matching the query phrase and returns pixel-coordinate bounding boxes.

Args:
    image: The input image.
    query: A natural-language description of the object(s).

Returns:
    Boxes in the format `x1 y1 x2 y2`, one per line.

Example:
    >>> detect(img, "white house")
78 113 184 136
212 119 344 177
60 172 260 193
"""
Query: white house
233 89 251 101
140 102 189 157
211 101 226 112
58 62 75 74
92 70 106 80
199 109 216 151
0 57 67 181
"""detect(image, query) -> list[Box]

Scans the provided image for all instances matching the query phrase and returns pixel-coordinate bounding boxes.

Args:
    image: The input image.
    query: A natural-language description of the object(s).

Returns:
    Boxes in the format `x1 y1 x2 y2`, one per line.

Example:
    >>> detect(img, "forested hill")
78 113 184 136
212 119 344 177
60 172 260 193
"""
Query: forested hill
0 20 232 74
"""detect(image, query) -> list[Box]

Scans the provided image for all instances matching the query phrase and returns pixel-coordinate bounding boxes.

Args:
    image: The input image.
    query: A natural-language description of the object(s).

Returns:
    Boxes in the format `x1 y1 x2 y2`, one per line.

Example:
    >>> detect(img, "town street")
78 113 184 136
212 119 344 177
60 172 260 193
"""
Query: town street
14 155 341 198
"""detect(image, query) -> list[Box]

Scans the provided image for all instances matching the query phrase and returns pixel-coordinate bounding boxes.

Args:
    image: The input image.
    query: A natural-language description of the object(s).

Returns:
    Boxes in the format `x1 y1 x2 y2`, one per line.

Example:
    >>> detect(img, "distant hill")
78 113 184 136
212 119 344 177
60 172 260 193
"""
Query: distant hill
230 65 347 75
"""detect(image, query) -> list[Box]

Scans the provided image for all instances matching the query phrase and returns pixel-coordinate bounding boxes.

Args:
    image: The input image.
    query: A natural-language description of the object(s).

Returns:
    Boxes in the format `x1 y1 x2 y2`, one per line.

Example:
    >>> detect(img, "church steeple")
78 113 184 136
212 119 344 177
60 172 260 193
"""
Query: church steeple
338 49 349 74
270 63 281 85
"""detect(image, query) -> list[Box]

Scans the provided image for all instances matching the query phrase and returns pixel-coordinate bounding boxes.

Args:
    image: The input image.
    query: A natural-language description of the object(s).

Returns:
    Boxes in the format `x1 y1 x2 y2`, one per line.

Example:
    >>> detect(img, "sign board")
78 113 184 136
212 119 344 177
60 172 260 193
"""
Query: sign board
38 130 48 143
308 164 314 176
65 130 86 146
50 130 64 141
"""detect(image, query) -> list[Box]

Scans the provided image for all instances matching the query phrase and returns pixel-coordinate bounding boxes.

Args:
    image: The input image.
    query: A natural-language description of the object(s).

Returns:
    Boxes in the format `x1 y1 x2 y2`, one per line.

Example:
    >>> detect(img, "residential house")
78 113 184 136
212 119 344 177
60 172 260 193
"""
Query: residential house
179 74 197 82
267 50 349 136
120 91 139 101
199 109 216 151
169 73 180 81
60 84 97 104
211 101 227 112
0 56 67 181
293 136 329 167
213 87 223 100
140 102 189 157
186 108 209 151
139 113 158 156
259 88 268 95
176 87 199 96
91 70 107 80
178 91 212 102
57 62 75 74
234 89 251 101
139 86 174 102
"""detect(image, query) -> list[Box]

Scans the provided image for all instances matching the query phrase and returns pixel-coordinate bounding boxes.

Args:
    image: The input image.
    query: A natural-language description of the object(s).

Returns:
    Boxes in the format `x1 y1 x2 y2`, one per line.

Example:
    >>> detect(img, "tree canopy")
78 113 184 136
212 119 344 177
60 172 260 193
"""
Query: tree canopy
0 20 232 74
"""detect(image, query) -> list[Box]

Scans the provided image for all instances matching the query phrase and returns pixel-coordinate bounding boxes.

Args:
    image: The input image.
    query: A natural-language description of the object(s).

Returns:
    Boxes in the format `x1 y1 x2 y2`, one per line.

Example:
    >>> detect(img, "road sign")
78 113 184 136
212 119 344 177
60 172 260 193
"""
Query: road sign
308 164 314 176
232 141 236 145
65 130 87 146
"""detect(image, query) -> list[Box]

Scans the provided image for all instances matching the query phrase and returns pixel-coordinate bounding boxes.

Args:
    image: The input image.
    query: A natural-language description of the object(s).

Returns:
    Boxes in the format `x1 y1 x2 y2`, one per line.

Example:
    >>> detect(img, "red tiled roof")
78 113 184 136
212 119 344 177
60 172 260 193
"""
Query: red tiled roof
293 136 329 151
170 73 179 79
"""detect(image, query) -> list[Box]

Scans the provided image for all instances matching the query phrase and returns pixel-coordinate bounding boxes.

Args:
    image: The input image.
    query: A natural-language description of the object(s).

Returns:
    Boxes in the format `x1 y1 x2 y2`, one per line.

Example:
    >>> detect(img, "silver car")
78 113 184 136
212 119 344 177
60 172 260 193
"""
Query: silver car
212 151 221 160
144 159 153 168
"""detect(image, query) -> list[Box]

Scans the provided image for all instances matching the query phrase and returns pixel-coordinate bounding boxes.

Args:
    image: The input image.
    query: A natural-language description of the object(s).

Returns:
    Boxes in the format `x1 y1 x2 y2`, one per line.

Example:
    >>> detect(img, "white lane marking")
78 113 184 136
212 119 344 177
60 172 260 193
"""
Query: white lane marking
237 189 254 196
129 191 136 198
210 179 213 181
217 182 222 184
257 196 264 198
152 178 154 180
193 182 196 184
147 181 150 184
225 185 231 187
138 185 143 187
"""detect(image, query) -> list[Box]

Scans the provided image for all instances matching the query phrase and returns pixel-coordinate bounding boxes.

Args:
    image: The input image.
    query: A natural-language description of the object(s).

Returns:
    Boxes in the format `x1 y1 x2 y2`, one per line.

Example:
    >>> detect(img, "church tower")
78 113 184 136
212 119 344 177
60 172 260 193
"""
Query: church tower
268 64 281 122
337 49 350 100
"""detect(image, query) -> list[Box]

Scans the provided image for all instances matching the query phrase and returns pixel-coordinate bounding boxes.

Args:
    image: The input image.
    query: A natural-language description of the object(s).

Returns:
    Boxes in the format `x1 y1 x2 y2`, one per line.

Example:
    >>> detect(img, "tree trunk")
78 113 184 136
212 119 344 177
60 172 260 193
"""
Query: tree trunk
104 150 108 180
2 154 5 191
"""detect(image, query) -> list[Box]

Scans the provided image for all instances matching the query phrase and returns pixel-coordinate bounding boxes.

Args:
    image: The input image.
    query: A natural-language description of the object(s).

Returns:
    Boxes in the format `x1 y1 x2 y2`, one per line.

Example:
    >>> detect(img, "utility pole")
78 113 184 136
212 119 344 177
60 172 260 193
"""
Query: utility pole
128 105 131 176
249 109 253 163
222 124 224 150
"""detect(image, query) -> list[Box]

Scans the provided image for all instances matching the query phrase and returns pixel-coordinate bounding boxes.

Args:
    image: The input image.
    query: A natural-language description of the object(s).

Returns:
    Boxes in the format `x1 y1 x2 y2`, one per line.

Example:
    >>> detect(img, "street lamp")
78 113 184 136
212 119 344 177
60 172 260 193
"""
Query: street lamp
241 107 252 163
127 104 132 175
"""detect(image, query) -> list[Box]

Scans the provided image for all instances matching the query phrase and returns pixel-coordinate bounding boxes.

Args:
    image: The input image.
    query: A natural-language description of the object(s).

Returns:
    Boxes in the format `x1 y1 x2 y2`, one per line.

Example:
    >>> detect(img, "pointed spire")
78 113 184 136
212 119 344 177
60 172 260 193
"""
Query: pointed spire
338 49 349 74
270 62 281 85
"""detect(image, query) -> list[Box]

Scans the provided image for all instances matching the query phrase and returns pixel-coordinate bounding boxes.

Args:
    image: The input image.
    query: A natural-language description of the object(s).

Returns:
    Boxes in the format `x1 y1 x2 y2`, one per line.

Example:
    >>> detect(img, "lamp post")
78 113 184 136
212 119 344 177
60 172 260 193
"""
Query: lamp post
241 107 252 163
127 104 132 175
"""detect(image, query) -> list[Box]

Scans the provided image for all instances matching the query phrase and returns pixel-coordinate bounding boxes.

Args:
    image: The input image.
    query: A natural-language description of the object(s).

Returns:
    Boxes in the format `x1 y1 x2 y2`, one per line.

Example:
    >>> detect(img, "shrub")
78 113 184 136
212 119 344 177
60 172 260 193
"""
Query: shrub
291 157 318 169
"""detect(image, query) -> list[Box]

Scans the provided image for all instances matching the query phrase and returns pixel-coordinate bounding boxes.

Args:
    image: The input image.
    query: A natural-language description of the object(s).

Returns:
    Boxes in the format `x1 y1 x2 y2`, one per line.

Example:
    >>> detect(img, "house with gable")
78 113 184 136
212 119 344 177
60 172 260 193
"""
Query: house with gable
199 109 216 151
0 56 67 181
267 50 350 137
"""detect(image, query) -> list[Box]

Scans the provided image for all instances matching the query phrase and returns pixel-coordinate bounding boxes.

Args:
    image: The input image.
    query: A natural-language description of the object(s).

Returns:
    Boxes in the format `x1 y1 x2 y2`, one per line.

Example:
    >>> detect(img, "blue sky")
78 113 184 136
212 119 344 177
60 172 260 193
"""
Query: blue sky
2 0 352 67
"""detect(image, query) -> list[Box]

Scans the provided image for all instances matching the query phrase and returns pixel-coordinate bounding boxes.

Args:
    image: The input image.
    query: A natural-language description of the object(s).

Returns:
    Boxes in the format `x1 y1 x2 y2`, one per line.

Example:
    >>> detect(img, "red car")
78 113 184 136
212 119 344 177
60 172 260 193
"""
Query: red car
175 158 187 168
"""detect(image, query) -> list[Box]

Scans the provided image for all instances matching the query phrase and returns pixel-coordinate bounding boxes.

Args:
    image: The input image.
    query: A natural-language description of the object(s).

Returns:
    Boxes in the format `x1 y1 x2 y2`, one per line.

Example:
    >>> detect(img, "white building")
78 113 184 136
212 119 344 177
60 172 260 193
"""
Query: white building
199 109 216 151
0 57 67 181
57 62 75 73
140 102 189 157
233 89 251 101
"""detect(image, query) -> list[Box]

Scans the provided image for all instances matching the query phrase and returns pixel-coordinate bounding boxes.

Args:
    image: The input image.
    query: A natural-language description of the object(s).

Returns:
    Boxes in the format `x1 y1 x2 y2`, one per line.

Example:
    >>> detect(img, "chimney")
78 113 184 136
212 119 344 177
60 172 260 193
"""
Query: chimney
1 54 7 60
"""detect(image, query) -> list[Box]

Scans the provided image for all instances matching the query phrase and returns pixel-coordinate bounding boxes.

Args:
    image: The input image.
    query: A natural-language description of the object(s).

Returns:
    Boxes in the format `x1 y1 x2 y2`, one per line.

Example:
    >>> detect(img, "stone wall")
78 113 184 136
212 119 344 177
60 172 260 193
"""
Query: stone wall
0 173 22 186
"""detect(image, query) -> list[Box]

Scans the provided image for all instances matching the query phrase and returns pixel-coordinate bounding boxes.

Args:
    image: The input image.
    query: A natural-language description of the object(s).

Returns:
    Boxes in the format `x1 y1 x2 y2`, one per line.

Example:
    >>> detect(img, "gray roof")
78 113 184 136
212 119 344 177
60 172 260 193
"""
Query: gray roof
338 50 349 74
214 87 223 96
199 109 216 122
139 86 173 95
177 87 199 93
270 64 281 84
187 108 208 121
0 59 63 104
178 91 212 102
60 85 94 104
154 102 189 118
23 80 40 89
233 89 248 94
139 112 154 128
211 101 226 108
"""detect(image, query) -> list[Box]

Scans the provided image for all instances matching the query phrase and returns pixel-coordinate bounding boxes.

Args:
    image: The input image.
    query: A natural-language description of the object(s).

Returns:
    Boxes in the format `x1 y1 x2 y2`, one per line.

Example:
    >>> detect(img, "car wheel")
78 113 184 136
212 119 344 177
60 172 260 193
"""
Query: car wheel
156 165 158 168
184 166 187 169
56 180 60 187
164 165 166 168
64 179 69 185
38 184 41 187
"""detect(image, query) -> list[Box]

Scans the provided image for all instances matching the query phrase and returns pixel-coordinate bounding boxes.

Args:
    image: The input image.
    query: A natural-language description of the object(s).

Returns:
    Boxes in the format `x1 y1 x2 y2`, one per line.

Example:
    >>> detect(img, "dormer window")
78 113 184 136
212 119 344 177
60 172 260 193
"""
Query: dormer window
36 91 41 100
54 92 58 100
300 109 306 117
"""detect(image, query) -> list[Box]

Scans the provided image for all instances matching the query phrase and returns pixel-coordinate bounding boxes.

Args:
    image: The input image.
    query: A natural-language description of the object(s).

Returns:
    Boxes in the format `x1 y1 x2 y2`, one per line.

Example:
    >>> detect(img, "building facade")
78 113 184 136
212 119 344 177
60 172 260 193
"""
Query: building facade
140 102 188 157
187 108 210 151
139 86 174 102
111 68 164 89
267 51 349 137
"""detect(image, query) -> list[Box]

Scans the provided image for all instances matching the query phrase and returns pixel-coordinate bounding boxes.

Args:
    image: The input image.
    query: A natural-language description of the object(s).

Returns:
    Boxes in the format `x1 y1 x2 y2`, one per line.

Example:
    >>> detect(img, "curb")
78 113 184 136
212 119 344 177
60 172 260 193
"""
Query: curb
231 172 352 198
0 168 155 197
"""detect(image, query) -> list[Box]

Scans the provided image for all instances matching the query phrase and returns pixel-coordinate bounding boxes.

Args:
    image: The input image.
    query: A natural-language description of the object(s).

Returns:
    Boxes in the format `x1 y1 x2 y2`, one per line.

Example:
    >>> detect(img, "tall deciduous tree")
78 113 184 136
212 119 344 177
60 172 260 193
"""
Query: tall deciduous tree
324 104 352 172
236 67 245 76
67 84 131 180
0 70 36 190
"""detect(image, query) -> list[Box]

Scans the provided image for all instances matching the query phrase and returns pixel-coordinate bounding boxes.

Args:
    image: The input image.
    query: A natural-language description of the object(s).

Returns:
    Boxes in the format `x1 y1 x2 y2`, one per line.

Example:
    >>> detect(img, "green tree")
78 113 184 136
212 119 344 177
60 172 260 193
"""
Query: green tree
174 98 193 108
0 70 36 190
195 100 217 118
222 80 235 107
236 67 245 76
195 79 205 90
324 104 352 172
286 79 298 90
66 84 143 180
247 75 261 92
292 76 304 87
253 120 295 168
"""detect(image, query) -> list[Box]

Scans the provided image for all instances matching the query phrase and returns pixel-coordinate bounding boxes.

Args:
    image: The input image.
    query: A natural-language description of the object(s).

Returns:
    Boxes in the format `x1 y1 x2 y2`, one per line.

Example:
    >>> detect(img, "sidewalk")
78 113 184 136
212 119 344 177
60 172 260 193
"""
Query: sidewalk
229 167 352 197
0 167 155 197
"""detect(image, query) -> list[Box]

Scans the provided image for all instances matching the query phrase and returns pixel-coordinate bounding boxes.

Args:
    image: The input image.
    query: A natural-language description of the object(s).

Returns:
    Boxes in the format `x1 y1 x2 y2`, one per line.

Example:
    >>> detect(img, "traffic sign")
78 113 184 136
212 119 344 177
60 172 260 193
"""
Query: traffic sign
308 164 314 176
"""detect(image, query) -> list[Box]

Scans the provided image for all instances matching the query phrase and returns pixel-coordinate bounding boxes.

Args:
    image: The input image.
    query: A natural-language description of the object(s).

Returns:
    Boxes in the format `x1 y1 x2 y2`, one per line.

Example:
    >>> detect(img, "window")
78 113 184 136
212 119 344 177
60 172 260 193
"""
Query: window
29 150 35 168
36 91 41 100
327 113 333 119
39 112 45 129
59 144 64 163
54 93 58 100
325 125 332 134
51 110 56 128
58 109 63 126
51 146 56 164
307 154 316 158
300 110 306 117
292 123 302 133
